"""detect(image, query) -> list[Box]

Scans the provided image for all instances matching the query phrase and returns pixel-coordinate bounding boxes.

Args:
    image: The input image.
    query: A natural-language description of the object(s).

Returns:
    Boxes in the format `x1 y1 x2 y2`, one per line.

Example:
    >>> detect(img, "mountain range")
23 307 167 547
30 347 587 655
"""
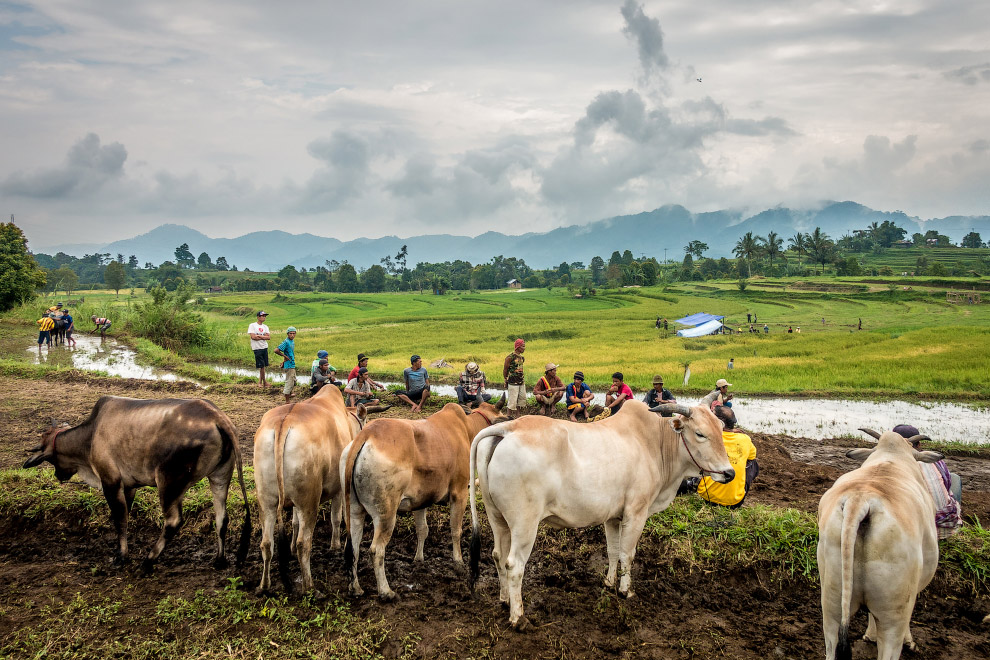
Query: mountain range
33 202 990 271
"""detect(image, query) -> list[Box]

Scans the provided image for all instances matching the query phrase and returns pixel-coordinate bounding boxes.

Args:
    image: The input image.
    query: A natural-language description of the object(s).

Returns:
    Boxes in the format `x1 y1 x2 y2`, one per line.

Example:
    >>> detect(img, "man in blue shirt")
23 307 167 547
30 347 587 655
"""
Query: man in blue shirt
274 326 297 403
566 371 594 422
398 354 431 413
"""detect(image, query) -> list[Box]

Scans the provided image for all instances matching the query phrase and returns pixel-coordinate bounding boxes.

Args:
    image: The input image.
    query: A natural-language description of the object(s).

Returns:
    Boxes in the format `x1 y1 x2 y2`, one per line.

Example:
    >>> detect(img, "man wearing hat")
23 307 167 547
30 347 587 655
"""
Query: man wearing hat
247 311 271 388
533 363 565 416
274 326 297 403
565 371 594 422
348 353 386 393
311 350 338 380
643 375 676 408
712 378 733 409
398 354 430 412
457 362 491 406
502 338 526 418
892 424 962 538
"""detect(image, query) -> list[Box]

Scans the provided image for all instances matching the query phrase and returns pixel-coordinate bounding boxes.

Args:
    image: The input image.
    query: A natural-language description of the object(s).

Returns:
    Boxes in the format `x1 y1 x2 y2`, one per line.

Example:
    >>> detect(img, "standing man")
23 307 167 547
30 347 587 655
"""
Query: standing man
727 358 734 370
763 323 769 334
858 317 862 330
503 338 526 418
62 309 76 347
398 354 430 412
604 371 633 413
533 363 565 416
747 312 752 323
274 326 297 403
248 311 271 389
643 374 676 407
37 313 55 348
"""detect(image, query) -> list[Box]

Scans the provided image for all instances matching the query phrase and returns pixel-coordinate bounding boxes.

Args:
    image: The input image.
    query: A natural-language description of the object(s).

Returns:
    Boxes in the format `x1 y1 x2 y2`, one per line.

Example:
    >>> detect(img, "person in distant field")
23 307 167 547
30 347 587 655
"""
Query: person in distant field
47 302 63 314
643 375 676 408
37 314 55 347
274 326 297 403
796 326 801 334
91 315 112 338
62 309 76 347
348 353 386 393
753 314 757 324
247 311 271 388
695 406 758 509
892 424 962 539
749 324 755 333
787 326 793 333
821 316 826 326
566 371 594 422
604 371 633 413
345 367 380 407
503 338 526 418
456 362 491 405
858 318 862 330
533 363 566 415
747 312 752 323
763 323 769 334
727 358 734 370
663 318 668 331
655 316 661 329
712 378 733 409
398 354 431 412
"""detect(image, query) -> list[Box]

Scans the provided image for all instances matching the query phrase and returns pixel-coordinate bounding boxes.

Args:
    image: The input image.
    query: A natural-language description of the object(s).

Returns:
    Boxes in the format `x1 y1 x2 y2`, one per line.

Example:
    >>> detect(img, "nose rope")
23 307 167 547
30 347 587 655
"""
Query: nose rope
680 433 727 477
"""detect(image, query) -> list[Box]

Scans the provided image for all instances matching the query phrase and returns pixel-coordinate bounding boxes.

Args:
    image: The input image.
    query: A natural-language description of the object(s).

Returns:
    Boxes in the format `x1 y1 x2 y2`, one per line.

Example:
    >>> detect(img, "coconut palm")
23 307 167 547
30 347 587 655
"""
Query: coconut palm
733 232 760 277
788 232 807 267
806 227 835 275
762 231 784 276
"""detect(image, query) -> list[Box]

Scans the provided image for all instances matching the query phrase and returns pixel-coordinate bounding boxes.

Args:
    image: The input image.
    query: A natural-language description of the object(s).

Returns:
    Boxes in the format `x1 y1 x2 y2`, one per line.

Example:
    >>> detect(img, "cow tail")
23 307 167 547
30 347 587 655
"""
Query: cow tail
837 497 870 660
342 430 371 575
223 419 252 567
274 404 296 592
469 424 505 592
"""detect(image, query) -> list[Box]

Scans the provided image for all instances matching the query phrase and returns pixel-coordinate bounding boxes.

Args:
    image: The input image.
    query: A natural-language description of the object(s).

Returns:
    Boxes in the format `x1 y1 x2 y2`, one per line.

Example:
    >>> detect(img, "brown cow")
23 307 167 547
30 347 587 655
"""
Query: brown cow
23 396 250 572
342 397 506 601
254 385 385 593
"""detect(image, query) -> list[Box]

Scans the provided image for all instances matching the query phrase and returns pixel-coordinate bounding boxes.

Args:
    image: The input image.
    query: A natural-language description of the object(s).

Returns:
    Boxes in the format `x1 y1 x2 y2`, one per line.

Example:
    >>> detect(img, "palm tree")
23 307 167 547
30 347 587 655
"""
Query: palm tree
788 232 807 267
763 231 784 276
733 232 760 277
807 227 835 275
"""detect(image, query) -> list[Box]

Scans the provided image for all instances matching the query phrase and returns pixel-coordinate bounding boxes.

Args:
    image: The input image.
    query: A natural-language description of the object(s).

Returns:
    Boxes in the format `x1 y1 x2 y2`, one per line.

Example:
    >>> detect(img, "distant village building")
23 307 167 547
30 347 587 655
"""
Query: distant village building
926 238 939 246
204 286 223 293
893 240 914 248
507 279 522 289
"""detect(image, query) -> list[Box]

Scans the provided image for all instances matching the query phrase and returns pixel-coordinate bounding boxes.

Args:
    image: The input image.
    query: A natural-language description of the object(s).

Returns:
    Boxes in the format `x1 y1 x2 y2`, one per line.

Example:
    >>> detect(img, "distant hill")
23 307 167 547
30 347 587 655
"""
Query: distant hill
34 203 990 271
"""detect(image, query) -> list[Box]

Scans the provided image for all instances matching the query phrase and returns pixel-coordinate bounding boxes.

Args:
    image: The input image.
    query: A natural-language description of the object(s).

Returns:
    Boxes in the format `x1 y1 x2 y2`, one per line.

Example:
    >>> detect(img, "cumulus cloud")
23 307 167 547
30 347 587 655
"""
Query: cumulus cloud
943 63 990 85
620 0 669 78
0 133 126 198
293 131 372 212
863 134 918 172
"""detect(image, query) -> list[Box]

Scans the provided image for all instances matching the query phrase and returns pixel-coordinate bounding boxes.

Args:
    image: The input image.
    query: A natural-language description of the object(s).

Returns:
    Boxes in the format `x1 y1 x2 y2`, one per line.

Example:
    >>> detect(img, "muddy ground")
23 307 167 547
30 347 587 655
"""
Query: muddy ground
1 374 988 659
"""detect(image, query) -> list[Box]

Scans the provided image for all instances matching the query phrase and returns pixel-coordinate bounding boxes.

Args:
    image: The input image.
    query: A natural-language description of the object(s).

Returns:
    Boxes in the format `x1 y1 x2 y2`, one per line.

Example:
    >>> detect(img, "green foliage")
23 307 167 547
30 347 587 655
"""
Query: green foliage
103 261 127 295
129 282 212 350
0 222 47 312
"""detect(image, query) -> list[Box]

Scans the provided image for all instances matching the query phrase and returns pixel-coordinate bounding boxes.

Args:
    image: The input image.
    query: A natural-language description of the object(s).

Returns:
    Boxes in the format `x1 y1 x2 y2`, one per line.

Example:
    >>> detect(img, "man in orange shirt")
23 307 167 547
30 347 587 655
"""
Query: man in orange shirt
696 406 758 509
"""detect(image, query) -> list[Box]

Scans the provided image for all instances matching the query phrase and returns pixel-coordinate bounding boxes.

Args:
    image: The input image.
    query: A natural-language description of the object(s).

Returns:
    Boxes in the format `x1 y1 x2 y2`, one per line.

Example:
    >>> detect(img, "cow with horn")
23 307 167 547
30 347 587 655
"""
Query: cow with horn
342 395 507 601
23 396 250 572
468 394 733 631
818 427 944 660
254 385 389 594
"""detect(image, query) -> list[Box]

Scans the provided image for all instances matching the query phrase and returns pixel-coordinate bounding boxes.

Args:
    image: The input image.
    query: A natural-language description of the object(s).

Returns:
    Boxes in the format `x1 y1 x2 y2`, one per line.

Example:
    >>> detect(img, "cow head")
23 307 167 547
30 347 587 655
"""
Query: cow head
467 396 510 425
24 423 77 482
850 428 945 464
651 402 734 483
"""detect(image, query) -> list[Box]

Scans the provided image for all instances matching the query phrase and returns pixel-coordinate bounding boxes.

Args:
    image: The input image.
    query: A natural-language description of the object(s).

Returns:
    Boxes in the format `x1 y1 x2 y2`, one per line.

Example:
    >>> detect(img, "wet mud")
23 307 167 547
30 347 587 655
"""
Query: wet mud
1 375 988 658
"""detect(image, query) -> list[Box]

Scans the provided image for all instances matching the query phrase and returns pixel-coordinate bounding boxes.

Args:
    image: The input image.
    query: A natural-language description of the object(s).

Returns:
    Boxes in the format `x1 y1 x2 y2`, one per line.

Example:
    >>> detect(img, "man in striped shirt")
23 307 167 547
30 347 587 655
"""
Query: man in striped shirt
37 315 55 347
91 315 113 338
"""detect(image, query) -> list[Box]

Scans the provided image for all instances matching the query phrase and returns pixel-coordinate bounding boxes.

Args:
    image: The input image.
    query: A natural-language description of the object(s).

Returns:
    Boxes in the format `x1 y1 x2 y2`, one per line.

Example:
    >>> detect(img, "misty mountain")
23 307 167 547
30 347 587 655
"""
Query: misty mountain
34 203 990 271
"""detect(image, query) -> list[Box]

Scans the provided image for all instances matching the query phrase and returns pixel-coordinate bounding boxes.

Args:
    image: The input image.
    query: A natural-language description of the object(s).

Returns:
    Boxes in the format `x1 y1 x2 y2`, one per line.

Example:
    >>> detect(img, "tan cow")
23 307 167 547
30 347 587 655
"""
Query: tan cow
468 399 733 630
342 398 506 601
254 385 381 593
818 429 944 660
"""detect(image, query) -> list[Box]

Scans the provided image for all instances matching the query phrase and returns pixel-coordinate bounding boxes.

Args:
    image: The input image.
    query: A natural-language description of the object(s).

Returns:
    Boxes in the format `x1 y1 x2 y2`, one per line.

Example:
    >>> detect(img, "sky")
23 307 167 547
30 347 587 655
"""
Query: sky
2 0 988 251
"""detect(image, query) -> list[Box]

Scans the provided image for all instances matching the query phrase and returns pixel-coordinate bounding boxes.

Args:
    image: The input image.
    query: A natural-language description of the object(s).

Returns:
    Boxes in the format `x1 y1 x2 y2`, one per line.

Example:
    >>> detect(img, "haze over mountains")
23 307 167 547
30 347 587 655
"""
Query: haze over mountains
34 202 990 272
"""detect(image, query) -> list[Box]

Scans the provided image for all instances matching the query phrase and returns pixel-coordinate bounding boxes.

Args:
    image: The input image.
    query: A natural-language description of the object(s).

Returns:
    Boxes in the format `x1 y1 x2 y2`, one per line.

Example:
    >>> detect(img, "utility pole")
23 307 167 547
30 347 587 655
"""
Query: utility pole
663 248 667 265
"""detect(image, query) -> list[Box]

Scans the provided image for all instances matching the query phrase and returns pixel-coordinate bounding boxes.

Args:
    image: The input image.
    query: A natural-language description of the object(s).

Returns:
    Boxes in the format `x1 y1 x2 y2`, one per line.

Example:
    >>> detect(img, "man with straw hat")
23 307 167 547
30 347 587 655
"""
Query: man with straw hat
533 363 565 416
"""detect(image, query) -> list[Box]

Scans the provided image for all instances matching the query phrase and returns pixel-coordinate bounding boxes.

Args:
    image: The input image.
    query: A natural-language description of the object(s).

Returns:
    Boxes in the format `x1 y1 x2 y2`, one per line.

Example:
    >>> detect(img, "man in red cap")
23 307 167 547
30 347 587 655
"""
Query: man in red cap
503 338 526 418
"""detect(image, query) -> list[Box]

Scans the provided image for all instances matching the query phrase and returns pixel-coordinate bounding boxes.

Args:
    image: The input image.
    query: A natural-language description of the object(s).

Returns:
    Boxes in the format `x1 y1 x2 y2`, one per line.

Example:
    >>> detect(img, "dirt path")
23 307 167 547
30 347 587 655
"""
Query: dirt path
2 374 988 659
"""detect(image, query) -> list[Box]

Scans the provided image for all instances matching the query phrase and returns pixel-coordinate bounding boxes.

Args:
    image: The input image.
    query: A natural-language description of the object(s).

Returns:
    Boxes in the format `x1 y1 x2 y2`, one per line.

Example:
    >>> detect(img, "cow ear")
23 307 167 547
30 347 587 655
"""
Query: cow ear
355 403 368 421
669 416 684 431
845 448 874 461
914 450 944 463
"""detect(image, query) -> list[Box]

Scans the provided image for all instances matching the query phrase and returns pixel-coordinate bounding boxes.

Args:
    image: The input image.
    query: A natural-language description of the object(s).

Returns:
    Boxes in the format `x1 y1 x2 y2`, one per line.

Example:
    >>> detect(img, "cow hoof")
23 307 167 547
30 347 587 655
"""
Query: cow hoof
349 584 364 598
308 589 327 601
255 585 271 596
511 616 533 633
618 589 636 600
380 590 399 603
139 559 156 576
905 641 916 651
213 556 230 570
111 555 128 568
863 634 876 644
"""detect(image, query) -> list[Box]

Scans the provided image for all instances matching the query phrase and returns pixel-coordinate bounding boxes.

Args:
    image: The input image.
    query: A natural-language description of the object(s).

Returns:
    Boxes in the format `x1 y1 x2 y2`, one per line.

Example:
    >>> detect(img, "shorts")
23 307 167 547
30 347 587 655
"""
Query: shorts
99 322 112 332
38 330 51 345
399 388 428 402
282 368 297 395
254 348 270 368
65 327 73 339
507 383 526 410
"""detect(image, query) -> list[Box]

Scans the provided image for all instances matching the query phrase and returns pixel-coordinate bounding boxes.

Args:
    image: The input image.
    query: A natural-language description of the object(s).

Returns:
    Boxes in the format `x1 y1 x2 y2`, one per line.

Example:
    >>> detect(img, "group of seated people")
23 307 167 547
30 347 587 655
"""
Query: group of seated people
308 351 430 412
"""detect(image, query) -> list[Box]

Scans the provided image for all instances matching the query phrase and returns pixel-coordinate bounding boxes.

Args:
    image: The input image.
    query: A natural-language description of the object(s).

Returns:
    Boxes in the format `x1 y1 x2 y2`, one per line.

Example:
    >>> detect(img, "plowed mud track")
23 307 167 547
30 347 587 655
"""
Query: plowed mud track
1 374 988 659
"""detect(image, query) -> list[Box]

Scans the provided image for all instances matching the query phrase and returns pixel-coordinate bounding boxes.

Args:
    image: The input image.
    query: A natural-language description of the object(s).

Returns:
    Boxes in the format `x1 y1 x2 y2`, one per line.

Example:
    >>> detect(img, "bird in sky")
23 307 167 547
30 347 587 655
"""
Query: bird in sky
696 77 702 83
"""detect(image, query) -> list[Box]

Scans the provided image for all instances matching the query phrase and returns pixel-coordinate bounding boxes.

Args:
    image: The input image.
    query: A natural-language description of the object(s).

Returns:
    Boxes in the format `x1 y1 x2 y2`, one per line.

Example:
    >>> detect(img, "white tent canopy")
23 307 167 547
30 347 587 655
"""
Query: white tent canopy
676 319 725 337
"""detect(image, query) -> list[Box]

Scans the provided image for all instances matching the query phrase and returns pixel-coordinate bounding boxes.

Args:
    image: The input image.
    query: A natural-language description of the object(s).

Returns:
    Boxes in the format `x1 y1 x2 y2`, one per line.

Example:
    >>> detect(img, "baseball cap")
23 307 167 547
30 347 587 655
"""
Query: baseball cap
257 310 268 317
286 326 297 333
716 378 732 388
410 354 421 363
893 424 921 439
545 362 559 372
319 358 329 366
317 350 329 358
358 367 368 375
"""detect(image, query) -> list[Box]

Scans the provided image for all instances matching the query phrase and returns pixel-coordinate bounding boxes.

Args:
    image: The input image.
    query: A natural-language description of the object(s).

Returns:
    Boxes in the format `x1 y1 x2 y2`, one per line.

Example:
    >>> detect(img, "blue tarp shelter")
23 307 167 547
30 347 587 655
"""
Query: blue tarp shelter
676 319 725 337
673 312 724 326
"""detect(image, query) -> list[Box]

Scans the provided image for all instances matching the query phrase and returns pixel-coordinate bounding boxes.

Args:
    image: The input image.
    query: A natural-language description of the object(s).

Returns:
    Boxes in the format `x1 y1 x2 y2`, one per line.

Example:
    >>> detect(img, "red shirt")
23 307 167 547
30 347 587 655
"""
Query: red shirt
613 383 633 400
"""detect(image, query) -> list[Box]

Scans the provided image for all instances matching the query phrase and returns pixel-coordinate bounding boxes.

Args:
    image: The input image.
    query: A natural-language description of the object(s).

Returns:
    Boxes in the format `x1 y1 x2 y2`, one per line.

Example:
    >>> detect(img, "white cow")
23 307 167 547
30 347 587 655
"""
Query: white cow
818 428 944 660
468 399 734 630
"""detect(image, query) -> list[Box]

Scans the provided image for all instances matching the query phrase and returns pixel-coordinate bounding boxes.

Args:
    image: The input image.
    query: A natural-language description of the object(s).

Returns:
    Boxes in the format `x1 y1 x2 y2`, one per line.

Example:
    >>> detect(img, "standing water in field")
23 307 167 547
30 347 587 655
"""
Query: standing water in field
24 338 988 443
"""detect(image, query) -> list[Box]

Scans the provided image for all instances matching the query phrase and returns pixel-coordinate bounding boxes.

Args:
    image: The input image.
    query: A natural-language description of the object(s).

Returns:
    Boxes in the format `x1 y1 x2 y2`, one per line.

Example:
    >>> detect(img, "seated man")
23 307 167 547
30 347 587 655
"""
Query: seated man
344 367 380 407
348 353 386 393
643 374 676 408
456 362 491 405
310 358 336 395
533 363 565 415
311 350 332 376
892 424 962 538
711 378 733 409
695 406 758 509
604 371 633 413
565 371 594 422
397 354 431 413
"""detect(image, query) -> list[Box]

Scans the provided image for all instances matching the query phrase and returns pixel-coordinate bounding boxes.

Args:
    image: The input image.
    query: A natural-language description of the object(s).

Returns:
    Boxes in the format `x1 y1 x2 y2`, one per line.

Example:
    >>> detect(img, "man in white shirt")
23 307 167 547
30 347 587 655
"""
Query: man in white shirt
247 311 271 388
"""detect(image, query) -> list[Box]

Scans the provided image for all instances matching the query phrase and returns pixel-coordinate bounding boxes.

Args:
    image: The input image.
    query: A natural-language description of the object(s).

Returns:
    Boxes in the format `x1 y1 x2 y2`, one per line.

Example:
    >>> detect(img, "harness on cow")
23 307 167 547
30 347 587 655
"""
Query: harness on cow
470 408 497 426
348 411 366 430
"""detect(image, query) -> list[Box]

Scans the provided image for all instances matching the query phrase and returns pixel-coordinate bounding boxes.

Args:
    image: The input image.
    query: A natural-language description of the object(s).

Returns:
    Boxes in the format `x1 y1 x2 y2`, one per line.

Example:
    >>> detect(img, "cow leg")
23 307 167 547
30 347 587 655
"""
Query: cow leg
329 495 344 551
603 519 621 588
870 600 918 659
294 503 320 593
346 506 367 597
103 482 130 564
485 505 511 605
449 490 467 565
208 473 232 569
290 508 301 557
143 475 188 573
371 512 399 601
413 509 428 562
257 486 279 594
616 513 648 598
505 517 539 631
